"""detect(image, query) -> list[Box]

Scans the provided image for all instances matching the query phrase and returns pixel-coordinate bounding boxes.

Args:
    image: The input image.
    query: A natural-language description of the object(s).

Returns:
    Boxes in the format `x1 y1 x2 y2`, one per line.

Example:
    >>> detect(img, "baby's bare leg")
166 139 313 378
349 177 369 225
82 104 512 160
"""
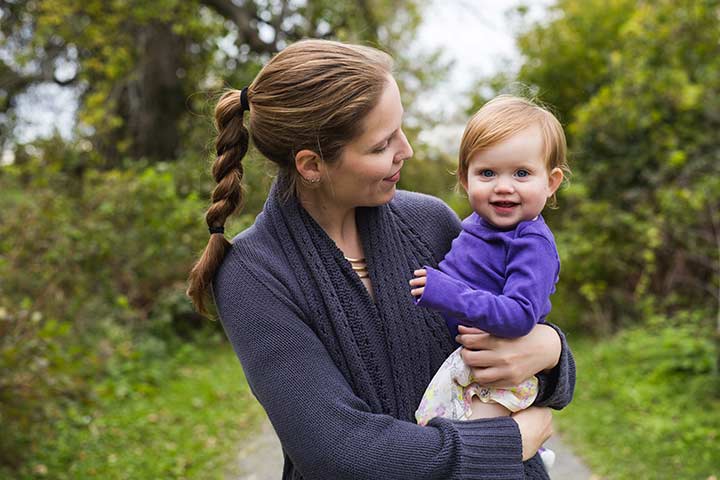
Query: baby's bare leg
468 397 512 419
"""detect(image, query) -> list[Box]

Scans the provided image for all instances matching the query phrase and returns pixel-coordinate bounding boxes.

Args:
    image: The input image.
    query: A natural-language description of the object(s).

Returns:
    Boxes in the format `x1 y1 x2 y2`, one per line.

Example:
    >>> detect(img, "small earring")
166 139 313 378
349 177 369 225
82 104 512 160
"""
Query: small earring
302 176 321 184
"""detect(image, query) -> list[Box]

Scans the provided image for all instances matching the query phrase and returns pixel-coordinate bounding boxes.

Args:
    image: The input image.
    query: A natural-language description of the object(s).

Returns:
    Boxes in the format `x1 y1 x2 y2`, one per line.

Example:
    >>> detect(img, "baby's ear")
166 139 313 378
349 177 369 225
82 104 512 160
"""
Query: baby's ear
547 167 564 195
459 171 469 192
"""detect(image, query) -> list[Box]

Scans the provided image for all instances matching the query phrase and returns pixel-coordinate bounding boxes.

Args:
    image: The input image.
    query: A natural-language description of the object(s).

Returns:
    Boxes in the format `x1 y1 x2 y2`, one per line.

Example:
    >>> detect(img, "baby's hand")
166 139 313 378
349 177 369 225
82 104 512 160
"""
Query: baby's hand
409 269 427 297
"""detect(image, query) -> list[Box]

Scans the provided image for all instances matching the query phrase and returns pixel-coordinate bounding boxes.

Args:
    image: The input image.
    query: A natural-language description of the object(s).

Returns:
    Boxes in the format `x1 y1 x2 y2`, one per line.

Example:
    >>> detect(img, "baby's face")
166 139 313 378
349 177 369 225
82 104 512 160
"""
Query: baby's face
461 124 563 229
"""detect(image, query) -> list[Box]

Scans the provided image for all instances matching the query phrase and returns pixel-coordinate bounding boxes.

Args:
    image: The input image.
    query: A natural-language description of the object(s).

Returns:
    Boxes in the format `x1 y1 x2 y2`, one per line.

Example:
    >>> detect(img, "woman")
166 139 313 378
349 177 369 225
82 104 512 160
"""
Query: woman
188 39 574 479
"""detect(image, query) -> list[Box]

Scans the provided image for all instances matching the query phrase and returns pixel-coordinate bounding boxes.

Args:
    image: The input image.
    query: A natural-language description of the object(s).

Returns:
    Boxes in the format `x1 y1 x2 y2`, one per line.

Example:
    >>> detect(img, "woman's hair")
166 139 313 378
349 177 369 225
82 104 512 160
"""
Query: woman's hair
187 39 394 315
457 95 570 205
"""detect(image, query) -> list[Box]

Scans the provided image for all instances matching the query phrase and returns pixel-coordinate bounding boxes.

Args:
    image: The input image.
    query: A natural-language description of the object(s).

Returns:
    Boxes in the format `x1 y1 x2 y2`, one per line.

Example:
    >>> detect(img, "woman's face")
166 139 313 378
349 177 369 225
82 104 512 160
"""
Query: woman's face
321 76 413 209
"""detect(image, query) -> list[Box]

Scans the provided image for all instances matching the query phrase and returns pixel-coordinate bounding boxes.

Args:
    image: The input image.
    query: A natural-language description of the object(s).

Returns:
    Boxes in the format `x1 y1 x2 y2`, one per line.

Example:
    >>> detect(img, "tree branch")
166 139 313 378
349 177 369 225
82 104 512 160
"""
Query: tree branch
356 0 380 41
200 0 278 53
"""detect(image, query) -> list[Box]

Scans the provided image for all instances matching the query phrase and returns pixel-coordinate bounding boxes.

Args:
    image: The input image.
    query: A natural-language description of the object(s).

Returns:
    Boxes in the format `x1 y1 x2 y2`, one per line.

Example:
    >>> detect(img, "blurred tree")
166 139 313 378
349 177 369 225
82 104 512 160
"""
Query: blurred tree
514 0 636 124
564 0 720 330
0 0 427 164
464 0 636 122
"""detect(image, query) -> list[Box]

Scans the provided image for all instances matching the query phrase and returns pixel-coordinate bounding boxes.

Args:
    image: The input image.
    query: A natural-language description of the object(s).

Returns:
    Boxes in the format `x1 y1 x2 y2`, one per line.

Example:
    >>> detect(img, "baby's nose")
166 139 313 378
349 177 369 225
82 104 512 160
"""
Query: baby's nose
494 178 515 193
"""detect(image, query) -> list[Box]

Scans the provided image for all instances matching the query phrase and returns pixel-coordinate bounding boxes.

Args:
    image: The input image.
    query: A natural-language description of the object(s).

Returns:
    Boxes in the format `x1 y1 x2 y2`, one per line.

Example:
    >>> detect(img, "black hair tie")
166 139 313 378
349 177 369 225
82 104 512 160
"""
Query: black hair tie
209 226 225 235
240 87 250 111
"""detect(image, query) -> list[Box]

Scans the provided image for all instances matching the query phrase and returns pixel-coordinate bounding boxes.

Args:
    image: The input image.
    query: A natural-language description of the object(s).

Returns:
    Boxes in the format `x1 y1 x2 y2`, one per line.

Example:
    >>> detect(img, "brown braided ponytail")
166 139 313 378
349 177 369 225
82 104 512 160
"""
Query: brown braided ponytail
187 39 393 316
187 89 249 315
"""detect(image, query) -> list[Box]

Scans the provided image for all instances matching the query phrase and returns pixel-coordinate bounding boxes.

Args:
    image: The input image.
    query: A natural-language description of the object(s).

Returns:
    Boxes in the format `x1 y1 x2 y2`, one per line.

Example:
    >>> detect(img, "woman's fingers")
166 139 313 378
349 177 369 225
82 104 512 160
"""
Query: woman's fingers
460 349 517 387
469 367 501 385
459 347 496 367
457 325 485 335
468 366 524 388
460 346 525 387
455 328 493 350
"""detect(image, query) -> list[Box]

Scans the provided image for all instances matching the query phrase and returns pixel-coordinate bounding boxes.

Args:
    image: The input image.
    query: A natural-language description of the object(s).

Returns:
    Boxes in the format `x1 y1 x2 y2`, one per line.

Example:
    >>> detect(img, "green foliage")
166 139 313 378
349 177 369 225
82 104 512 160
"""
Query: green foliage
544 182 662 332
0 341 265 480
1 0 436 162
0 138 217 472
557 324 719 479
1 142 207 322
514 0 637 122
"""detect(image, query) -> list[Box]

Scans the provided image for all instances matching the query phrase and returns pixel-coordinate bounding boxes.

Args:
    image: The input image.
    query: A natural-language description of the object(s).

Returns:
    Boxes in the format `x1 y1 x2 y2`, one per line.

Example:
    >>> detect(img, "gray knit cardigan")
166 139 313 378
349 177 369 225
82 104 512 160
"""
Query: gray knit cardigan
214 183 575 480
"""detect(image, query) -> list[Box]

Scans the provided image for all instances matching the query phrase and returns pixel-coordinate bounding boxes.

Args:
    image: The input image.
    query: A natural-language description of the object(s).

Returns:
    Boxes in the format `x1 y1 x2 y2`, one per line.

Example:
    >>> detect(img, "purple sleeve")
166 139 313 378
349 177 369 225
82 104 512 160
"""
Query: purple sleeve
215 264 525 480
417 234 558 338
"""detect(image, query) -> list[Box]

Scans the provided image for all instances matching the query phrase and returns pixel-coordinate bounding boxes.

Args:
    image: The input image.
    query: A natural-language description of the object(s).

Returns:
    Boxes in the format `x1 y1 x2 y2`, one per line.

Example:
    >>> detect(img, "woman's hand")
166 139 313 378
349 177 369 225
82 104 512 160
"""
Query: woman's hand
455 324 561 388
512 407 553 461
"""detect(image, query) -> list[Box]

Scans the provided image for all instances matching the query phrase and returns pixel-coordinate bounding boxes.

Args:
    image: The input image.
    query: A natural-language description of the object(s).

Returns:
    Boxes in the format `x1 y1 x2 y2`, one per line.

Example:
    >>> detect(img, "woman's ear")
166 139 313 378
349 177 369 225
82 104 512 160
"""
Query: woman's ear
295 149 322 183
547 167 564 196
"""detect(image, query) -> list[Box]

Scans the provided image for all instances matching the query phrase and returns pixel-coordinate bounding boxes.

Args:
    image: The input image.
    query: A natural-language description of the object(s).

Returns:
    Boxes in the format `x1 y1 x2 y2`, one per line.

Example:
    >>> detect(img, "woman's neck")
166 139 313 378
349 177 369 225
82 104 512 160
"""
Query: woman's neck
298 189 363 258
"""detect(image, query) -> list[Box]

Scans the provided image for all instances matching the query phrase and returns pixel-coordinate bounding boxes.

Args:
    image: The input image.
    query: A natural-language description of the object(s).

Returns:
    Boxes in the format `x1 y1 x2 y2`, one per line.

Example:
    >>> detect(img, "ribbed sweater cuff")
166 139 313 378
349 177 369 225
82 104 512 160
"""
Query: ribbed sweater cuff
452 417 524 479
534 322 574 409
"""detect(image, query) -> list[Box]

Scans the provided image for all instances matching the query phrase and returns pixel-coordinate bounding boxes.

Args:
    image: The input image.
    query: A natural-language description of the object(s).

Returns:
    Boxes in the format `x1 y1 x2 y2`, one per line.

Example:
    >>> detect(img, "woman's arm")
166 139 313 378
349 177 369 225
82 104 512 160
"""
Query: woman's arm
215 264 527 480
456 323 575 409
512 407 554 461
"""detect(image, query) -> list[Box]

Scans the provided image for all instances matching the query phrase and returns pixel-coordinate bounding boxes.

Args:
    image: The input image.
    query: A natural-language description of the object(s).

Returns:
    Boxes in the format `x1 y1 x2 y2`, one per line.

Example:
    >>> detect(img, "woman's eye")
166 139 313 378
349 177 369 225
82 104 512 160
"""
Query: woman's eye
516 169 530 178
373 131 398 154
373 143 389 154
480 169 494 177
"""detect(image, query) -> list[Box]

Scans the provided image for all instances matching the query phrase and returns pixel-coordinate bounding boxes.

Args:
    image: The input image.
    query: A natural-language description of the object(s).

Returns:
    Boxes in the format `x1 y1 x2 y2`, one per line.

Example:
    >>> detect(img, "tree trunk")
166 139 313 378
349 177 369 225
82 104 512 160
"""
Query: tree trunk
102 22 188 163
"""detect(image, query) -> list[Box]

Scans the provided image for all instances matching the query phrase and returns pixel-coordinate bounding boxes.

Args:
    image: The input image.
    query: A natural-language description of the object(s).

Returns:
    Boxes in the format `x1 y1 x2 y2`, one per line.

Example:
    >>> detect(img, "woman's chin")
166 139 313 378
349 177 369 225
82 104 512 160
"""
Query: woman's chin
375 185 397 204
351 184 397 208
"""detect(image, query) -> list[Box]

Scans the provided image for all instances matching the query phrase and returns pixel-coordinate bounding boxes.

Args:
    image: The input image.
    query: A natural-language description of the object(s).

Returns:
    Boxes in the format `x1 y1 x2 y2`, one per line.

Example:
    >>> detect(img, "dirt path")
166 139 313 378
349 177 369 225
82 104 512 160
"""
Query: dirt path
232 415 595 480
545 433 596 480
233 417 284 480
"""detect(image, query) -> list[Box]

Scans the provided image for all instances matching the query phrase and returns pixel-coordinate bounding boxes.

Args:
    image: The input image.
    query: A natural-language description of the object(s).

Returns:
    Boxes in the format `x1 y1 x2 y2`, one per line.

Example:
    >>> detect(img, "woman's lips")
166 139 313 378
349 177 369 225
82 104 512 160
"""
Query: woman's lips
384 170 401 183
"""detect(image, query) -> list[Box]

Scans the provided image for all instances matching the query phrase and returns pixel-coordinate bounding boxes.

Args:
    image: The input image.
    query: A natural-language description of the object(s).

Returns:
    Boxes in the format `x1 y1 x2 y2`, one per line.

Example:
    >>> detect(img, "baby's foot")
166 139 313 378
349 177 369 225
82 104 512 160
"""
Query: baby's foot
539 446 556 471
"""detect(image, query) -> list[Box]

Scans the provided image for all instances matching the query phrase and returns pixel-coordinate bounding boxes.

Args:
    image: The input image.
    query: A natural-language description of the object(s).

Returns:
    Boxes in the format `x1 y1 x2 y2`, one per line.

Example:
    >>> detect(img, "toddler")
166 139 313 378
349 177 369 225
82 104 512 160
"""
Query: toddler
409 94 568 468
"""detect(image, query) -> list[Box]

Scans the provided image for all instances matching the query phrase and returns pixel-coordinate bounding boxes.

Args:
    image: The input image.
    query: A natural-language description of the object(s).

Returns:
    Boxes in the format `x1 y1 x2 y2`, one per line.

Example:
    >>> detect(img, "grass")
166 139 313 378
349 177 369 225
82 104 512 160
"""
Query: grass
12 340 266 480
555 327 720 480
9 322 719 480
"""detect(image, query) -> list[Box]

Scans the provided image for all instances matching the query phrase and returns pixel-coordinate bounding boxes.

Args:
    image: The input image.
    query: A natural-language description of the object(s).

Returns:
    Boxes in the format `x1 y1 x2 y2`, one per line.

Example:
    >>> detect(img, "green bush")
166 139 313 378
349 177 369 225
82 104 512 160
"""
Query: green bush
558 320 719 479
0 141 221 472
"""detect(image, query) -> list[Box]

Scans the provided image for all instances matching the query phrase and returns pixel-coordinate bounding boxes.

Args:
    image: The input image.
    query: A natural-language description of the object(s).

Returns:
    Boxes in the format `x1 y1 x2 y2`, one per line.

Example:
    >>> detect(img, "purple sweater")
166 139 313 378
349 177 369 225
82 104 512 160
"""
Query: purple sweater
214 187 574 479
418 213 559 338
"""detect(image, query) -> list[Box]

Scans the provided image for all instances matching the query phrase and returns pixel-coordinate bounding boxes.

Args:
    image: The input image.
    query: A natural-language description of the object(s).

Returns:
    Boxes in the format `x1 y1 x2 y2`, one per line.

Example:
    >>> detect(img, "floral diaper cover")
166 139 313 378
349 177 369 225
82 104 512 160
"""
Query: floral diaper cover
415 346 538 426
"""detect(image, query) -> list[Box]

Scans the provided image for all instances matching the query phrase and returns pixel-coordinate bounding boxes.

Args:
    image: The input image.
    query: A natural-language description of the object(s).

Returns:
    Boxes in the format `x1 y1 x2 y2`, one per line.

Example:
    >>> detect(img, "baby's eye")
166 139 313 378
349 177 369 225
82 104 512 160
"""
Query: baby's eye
515 169 530 178
480 169 494 177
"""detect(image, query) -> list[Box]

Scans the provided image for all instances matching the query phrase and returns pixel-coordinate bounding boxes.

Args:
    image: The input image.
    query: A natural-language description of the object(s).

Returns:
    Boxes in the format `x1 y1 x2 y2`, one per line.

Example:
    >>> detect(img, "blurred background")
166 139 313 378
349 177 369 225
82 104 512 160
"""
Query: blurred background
1 0 718 478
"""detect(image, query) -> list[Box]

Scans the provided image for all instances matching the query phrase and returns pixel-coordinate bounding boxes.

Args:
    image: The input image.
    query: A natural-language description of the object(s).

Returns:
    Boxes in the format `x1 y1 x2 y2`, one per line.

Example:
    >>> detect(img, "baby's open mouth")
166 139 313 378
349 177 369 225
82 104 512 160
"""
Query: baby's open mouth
491 201 518 208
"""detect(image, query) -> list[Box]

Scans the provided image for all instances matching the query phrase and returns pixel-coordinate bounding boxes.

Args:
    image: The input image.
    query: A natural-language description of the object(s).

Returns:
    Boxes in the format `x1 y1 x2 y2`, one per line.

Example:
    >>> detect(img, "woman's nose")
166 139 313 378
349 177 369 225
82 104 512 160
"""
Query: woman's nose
396 129 413 162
